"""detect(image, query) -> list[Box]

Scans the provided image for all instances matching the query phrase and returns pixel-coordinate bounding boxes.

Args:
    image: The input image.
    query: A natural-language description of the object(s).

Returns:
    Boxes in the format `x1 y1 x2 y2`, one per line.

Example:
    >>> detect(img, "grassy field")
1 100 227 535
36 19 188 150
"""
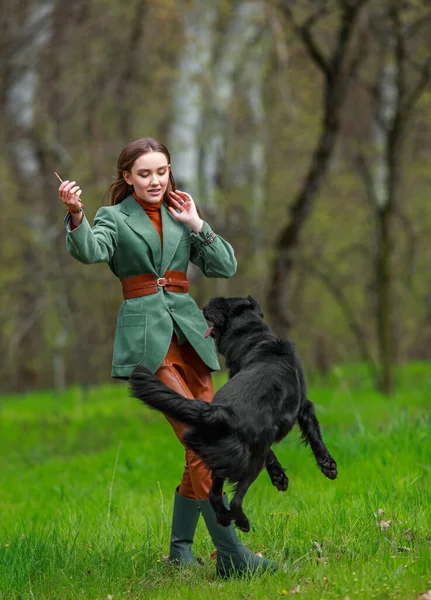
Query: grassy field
0 363 430 600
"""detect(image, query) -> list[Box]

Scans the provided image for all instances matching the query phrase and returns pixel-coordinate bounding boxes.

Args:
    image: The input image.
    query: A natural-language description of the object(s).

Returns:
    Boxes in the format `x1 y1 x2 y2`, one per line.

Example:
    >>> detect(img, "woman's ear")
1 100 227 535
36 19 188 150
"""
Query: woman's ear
123 170 132 185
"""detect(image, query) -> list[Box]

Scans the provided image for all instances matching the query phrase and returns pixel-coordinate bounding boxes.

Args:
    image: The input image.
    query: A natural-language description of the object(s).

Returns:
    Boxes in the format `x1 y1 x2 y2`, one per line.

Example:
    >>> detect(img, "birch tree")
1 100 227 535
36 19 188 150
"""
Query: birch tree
169 0 268 296
168 1 220 201
356 0 431 393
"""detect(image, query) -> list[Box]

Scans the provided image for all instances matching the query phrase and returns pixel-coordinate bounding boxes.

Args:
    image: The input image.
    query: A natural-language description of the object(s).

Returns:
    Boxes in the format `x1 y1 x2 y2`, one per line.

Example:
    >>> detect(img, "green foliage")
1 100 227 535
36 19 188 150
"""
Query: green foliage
0 0 430 392
0 364 430 599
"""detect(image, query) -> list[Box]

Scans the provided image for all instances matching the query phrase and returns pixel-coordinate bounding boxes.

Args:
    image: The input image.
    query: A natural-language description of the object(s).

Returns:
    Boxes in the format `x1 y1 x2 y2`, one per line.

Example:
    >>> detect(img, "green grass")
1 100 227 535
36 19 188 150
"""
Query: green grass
0 364 430 599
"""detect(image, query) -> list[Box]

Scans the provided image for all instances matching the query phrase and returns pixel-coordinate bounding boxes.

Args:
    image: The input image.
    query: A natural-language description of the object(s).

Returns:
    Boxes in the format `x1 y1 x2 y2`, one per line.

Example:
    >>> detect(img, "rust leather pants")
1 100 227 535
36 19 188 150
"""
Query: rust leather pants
155 336 214 500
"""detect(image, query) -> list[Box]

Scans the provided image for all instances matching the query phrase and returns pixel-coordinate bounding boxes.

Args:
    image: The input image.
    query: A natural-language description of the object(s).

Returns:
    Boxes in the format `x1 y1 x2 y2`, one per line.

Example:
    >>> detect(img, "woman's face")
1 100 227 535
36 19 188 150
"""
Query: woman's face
123 151 171 204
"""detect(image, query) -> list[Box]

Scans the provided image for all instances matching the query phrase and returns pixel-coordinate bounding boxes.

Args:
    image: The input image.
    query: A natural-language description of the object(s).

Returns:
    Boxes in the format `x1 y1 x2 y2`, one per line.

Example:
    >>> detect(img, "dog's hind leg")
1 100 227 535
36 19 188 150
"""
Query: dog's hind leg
297 399 338 480
209 476 232 527
265 449 288 491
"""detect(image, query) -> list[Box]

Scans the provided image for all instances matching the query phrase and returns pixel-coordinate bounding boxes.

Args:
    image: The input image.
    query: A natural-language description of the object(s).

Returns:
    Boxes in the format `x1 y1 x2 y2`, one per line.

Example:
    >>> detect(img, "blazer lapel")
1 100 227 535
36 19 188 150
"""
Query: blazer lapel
122 196 162 273
160 203 185 275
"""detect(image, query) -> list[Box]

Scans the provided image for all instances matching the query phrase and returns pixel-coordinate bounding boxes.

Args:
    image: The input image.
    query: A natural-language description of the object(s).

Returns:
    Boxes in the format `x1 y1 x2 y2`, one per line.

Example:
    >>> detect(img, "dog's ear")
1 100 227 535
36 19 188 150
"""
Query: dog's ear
247 295 264 318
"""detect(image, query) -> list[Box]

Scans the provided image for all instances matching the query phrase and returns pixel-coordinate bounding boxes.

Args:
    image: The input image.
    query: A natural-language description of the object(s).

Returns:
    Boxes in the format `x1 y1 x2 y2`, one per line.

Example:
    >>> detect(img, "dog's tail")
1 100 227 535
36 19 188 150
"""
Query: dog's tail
130 364 232 428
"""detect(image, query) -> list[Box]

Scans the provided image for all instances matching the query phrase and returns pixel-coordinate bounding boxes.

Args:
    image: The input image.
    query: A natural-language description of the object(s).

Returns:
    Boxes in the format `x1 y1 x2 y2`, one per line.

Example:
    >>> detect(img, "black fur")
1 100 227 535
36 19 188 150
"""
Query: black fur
130 295 337 532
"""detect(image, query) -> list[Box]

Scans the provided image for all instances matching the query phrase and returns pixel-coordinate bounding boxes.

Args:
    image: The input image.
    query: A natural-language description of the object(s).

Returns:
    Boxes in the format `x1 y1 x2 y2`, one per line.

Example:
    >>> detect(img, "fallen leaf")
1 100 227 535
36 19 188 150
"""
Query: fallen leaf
377 509 385 516
403 528 413 541
290 585 300 594
417 592 431 600
314 541 323 554
377 520 391 530
210 550 217 560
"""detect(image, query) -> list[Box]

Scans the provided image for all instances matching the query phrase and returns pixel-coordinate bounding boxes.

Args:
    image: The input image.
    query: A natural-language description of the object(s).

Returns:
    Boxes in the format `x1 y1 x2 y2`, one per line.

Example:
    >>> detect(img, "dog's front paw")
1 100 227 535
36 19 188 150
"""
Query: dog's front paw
235 515 250 533
320 457 337 480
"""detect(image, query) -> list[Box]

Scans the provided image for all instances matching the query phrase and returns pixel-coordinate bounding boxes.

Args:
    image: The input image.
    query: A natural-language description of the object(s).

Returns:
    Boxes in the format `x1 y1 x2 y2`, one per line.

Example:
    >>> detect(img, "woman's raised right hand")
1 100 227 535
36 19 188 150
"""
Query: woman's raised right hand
58 180 83 212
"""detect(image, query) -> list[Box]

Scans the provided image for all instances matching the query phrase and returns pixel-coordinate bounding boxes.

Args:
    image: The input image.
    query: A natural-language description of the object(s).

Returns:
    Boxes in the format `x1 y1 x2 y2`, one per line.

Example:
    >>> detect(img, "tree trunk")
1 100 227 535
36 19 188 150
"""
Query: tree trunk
372 47 398 394
245 28 268 287
200 0 267 296
168 2 219 200
201 0 265 218
267 0 369 334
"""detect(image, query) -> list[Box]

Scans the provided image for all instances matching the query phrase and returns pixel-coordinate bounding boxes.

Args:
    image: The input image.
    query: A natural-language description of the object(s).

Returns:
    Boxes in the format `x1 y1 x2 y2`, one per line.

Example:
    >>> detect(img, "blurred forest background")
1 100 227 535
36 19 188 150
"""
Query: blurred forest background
0 0 430 395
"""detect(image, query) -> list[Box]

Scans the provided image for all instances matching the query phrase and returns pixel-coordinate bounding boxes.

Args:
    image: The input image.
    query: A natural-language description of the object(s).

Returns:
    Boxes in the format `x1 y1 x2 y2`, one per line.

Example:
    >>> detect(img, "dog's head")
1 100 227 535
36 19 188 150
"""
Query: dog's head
203 295 264 348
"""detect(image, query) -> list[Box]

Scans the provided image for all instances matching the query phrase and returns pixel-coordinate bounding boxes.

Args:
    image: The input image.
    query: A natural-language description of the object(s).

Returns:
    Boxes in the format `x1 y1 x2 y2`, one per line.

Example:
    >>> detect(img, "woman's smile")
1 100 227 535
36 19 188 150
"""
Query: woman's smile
123 151 171 204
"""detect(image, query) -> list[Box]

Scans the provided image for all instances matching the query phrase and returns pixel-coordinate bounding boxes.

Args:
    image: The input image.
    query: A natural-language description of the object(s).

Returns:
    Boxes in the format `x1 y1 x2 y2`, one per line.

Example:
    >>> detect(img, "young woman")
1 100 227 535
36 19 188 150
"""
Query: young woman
58 137 277 576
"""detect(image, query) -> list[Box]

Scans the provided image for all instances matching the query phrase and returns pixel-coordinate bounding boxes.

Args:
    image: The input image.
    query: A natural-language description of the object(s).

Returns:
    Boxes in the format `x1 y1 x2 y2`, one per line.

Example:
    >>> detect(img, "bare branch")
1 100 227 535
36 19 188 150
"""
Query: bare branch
300 24 332 79
395 209 419 285
348 45 367 79
0 295 48 379
299 255 379 381
405 54 431 76
279 2 332 78
330 0 370 84
392 2 407 115
402 57 431 118
266 1 291 105
334 241 372 264
266 2 289 68
268 0 371 332
406 11 431 40
356 152 378 207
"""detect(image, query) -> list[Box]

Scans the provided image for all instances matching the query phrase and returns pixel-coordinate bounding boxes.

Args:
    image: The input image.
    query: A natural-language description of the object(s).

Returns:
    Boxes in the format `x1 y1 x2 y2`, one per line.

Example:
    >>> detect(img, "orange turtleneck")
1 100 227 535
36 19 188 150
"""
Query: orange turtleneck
134 193 163 247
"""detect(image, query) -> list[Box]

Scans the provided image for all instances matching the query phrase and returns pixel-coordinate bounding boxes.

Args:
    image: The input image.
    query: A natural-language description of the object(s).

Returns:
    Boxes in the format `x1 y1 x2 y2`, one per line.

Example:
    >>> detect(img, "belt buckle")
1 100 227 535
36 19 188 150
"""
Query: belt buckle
157 277 167 287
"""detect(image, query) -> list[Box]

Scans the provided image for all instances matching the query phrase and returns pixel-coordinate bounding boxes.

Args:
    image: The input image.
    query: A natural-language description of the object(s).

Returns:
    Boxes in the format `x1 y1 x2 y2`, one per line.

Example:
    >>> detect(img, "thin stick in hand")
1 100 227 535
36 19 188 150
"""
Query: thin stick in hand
55 172 83 210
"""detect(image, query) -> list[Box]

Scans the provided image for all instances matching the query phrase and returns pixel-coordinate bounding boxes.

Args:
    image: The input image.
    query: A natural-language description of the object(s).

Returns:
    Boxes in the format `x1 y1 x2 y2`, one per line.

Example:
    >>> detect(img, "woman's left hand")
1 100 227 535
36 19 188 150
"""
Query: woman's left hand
168 190 203 234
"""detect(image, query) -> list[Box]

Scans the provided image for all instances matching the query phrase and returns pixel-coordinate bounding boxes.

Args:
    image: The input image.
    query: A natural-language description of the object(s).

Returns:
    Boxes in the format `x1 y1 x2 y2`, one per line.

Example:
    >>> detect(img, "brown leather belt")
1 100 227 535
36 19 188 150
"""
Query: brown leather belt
121 270 190 300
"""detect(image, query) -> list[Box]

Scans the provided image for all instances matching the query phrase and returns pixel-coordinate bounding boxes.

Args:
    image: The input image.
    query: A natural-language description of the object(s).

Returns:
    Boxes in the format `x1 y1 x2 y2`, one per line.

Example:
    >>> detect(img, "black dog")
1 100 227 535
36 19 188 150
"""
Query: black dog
130 295 337 532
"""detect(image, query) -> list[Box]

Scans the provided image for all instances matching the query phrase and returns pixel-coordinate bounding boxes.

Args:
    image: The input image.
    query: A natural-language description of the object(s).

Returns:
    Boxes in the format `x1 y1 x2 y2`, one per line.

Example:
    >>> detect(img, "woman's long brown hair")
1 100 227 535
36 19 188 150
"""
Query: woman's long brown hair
104 138 176 206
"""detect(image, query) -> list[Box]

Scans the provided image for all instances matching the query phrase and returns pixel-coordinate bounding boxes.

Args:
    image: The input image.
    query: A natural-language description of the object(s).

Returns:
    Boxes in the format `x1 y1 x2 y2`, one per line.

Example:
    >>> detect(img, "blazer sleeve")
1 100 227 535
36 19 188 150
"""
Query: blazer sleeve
190 221 237 278
64 207 118 265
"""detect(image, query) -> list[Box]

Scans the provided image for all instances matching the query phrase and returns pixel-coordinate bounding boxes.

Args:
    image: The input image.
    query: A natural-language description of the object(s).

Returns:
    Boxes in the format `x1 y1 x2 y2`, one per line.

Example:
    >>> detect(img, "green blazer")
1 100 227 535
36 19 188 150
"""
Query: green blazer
64 195 237 378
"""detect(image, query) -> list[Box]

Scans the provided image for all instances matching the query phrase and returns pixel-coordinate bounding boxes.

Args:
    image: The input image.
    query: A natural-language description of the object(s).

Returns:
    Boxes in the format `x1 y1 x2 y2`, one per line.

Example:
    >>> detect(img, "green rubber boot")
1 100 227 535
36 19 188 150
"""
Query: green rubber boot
199 496 278 577
168 487 201 566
